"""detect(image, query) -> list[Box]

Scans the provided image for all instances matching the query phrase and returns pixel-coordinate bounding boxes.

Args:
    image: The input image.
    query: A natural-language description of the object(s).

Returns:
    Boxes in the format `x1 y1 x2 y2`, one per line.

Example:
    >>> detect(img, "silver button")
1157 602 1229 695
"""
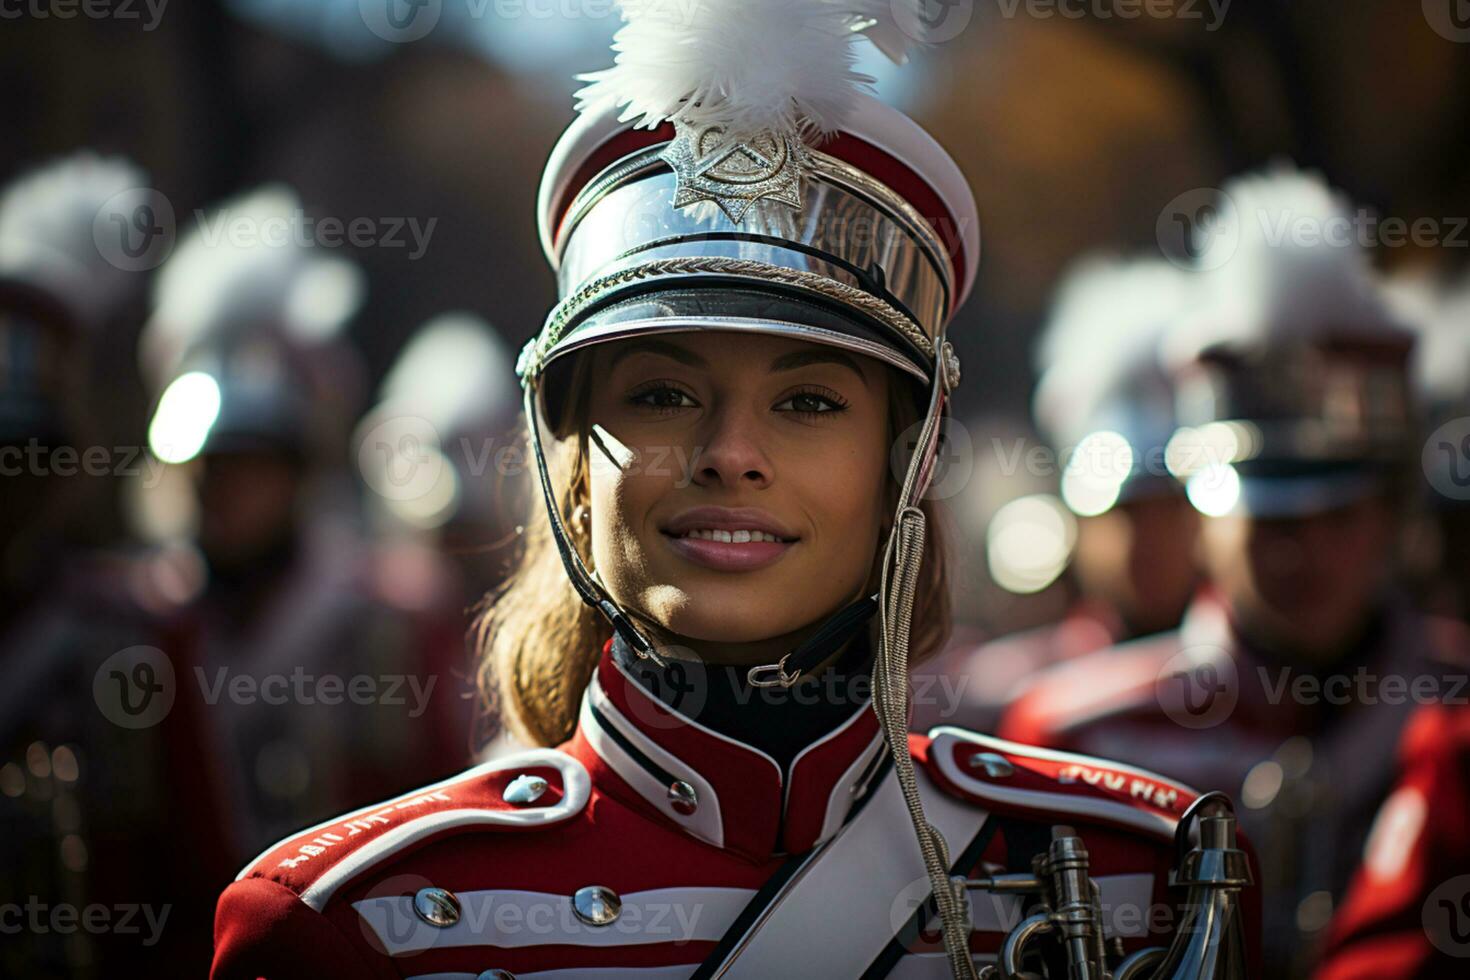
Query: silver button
968 752 1015 778
571 885 621 926
667 780 698 815
503 773 548 806
413 887 461 927
476 972 516 980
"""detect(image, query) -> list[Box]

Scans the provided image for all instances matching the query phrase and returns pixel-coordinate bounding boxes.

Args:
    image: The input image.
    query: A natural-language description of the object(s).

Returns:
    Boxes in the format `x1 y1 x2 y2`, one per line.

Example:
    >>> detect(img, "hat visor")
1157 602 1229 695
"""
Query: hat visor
537 285 934 430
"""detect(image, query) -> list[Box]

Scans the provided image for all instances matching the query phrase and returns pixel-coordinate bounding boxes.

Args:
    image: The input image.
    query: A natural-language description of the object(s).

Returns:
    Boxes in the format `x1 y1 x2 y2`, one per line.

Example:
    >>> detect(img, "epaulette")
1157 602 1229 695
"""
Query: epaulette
917 727 1199 843
236 749 590 911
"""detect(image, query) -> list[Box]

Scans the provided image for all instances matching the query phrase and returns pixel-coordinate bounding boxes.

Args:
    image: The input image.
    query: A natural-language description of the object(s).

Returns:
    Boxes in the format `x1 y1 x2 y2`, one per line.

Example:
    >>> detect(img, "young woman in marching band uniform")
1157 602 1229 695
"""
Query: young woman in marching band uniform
212 4 1258 977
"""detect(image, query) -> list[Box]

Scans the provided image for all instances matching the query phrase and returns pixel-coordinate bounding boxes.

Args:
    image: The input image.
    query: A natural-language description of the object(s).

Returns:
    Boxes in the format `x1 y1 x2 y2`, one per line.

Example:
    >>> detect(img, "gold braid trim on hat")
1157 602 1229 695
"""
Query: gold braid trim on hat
537 256 936 366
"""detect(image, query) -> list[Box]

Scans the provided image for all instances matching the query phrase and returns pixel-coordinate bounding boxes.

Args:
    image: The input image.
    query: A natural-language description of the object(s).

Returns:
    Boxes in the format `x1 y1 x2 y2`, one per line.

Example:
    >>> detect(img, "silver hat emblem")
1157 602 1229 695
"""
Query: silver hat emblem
413 887 462 928
660 120 811 223
571 885 622 927
968 752 1015 779
667 780 698 816
503 774 549 806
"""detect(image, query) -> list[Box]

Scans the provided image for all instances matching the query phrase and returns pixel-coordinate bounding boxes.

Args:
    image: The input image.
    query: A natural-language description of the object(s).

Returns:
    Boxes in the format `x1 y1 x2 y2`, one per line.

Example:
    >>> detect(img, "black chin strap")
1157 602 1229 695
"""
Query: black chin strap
522 378 657 659
745 594 879 688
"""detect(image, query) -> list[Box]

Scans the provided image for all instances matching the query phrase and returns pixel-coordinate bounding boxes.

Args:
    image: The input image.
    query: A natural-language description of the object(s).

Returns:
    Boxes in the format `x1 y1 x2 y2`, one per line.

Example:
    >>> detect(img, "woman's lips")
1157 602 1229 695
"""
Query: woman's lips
661 532 795 572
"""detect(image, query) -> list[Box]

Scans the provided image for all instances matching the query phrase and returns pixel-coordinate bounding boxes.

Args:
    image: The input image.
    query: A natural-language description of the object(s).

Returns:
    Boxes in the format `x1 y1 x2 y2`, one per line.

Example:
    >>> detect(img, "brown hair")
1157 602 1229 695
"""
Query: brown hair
474 349 954 748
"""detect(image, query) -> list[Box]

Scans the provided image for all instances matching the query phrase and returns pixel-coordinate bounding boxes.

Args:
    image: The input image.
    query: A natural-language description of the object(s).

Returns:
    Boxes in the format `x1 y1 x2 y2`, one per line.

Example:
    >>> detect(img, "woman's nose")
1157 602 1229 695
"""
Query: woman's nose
689 407 772 490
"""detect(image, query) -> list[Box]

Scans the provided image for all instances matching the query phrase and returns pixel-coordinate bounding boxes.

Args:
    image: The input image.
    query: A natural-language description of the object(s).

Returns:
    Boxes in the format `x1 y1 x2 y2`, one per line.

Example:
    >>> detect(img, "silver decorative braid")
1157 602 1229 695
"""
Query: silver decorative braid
872 335 978 980
538 256 935 363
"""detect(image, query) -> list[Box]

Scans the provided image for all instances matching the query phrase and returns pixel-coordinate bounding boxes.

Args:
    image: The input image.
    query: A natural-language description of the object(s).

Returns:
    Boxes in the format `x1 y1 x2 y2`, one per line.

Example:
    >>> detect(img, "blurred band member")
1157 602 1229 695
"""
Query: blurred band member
139 186 471 856
1000 166 1470 979
356 311 528 609
0 154 228 977
919 257 1199 732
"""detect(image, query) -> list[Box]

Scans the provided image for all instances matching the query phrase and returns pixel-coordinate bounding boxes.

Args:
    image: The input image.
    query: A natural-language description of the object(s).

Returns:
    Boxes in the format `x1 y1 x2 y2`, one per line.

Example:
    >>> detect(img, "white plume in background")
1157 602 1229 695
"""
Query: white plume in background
0 152 151 328
1386 271 1470 410
574 0 925 140
141 184 365 388
1032 256 1192 446
1171 163 1406 364
378 313 518 435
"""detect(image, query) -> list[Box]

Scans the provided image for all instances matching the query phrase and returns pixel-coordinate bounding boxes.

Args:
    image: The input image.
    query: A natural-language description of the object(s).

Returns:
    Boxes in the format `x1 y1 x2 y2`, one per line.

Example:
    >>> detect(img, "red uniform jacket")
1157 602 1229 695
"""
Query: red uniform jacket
213 642 1260 978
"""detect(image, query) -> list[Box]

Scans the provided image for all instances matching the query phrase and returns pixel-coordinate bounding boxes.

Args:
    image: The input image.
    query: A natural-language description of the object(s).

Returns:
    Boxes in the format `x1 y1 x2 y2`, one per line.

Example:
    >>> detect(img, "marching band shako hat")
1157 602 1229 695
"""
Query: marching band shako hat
142 186 367 463
1164 165 1416 519
515 2 982 974
1032 256 1194 516
0 153 152 446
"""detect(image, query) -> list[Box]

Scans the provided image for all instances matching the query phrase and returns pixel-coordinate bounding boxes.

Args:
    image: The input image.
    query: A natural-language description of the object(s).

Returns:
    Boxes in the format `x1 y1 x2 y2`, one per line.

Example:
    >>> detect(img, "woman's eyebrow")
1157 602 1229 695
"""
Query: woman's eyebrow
769 349 870 388
609 339 707 369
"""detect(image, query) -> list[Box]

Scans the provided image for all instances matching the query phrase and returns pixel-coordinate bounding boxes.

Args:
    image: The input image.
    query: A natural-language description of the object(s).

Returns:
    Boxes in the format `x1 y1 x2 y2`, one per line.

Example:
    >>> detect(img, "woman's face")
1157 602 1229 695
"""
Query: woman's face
582 331 892 656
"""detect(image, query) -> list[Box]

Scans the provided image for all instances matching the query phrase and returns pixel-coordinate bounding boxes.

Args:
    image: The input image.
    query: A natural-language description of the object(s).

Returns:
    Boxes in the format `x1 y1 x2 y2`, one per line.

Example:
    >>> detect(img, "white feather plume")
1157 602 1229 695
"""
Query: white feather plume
574 0 925 140
1172 163 1406 363
378 312 518 435
1386 271 1470 409
1032 256 1193 447
141 185 364 388
0 152 151 328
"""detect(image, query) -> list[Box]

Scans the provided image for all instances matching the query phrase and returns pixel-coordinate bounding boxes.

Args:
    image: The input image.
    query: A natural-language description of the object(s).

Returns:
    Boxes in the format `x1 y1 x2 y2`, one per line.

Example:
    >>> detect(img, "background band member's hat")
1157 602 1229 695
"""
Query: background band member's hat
1162 165 1415 518
1032 255 1195 516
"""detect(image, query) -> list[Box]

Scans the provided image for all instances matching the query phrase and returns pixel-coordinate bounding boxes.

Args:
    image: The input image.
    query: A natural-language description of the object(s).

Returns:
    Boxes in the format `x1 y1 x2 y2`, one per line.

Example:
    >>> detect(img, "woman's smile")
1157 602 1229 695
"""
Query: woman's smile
659 504 800 572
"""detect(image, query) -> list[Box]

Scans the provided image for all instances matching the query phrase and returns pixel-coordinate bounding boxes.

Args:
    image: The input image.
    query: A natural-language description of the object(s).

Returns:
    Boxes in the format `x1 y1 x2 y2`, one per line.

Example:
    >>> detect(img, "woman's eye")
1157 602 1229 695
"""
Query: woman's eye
774 391 848 415
629 385 698 411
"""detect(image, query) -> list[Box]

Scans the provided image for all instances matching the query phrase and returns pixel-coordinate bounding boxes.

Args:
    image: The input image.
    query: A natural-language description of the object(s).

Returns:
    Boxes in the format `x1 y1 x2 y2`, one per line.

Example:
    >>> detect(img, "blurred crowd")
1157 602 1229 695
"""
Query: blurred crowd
3 3 1470 980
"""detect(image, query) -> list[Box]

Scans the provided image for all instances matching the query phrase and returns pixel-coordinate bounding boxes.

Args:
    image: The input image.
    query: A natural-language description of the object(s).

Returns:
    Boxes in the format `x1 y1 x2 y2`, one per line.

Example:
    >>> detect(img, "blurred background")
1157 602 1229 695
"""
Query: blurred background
2 0 1468 976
